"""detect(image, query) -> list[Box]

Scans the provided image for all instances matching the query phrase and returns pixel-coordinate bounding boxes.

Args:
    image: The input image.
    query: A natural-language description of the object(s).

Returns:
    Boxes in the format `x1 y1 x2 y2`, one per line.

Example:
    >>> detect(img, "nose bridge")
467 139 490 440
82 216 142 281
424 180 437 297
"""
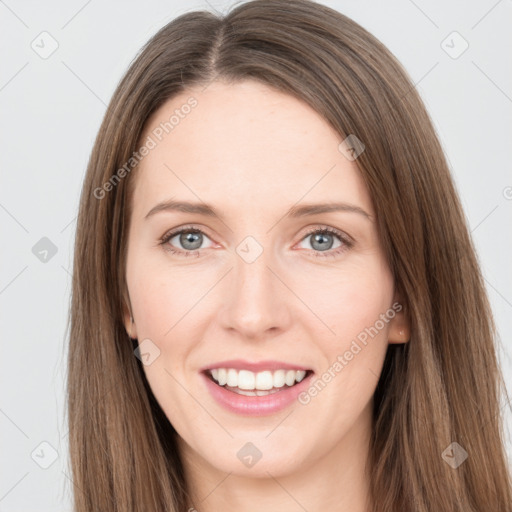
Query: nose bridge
221 234 290 337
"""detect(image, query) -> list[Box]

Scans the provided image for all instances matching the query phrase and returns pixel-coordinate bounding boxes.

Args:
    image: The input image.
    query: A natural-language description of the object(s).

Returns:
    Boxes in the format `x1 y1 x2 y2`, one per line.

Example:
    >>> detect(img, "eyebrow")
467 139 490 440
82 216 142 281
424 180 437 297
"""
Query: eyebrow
144 199 372 221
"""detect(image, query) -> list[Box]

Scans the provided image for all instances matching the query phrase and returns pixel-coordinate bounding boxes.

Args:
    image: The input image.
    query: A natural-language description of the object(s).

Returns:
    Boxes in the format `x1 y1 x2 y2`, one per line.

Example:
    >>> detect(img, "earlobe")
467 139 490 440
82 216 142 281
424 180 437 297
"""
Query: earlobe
388 294 411 344
388 323 410 344
122 295 137 340
126 315 137 340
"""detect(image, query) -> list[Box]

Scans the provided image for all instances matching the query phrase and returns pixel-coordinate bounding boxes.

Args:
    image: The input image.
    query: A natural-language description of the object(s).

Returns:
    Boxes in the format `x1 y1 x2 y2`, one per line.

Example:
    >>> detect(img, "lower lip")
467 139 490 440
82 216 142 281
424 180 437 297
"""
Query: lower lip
200 371 314 416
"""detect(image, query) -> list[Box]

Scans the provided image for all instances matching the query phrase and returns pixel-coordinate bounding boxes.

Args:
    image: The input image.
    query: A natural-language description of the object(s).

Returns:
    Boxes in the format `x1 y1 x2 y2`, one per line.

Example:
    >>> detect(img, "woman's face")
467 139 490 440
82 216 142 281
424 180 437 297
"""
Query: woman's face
123 79 408 478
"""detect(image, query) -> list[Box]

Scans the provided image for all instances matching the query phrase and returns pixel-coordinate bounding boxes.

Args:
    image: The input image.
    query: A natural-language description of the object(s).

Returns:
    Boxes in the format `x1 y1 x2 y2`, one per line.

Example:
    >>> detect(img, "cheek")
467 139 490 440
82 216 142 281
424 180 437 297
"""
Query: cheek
295 266 393 425
294 256 394 345
127 254 202 339
126 263 199 426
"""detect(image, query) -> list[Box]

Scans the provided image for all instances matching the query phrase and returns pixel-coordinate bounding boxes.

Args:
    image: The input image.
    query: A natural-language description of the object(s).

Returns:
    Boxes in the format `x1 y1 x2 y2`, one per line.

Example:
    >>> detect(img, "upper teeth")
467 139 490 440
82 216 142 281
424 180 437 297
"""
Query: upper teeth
210 368 308 390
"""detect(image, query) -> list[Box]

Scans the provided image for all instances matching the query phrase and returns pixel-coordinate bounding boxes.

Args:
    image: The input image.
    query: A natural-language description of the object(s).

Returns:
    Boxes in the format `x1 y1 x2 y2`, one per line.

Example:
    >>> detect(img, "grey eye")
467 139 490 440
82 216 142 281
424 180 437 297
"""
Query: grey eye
299 231 343 252
310 232 335 251
172 231 205 251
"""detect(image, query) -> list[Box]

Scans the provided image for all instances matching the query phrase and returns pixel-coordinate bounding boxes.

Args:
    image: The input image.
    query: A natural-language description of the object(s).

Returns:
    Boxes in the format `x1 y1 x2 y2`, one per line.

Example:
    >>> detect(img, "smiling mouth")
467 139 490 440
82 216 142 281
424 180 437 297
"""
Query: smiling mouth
203 369 314 396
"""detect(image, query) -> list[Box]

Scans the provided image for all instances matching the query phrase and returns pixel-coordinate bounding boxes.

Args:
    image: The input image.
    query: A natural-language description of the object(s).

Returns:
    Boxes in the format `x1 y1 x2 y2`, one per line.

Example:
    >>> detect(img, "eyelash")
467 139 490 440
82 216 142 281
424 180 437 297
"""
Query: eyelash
158 224 353 259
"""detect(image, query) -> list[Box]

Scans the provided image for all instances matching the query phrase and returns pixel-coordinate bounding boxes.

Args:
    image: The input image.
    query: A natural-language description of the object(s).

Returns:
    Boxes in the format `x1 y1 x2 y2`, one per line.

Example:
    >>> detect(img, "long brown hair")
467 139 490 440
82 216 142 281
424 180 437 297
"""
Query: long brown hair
67 1 512 510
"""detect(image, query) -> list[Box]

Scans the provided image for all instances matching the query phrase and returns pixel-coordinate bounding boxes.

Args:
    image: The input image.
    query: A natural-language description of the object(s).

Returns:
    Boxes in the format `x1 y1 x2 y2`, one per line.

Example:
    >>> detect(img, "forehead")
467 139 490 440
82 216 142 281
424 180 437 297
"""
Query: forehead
132 79 373 219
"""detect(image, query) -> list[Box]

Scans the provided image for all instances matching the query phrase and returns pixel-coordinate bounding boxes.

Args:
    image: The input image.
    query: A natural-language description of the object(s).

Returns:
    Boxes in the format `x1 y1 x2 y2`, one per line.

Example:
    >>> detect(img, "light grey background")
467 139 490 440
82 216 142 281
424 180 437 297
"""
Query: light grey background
1 0 511 510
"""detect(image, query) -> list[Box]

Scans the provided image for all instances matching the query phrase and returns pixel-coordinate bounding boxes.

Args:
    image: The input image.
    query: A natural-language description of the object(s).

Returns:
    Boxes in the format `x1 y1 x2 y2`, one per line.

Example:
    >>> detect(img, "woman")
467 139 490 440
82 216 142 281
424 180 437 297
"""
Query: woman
67 0 512 510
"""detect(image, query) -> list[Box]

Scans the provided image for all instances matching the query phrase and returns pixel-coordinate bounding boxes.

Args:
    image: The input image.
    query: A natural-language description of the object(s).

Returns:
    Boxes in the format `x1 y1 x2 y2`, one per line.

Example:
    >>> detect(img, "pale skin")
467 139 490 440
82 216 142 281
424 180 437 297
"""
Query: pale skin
123 79 410 512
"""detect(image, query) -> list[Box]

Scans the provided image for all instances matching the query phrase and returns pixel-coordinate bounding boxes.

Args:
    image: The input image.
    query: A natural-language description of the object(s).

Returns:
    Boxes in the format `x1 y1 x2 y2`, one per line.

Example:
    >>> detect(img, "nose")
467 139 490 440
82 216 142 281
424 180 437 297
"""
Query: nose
218 242 292 340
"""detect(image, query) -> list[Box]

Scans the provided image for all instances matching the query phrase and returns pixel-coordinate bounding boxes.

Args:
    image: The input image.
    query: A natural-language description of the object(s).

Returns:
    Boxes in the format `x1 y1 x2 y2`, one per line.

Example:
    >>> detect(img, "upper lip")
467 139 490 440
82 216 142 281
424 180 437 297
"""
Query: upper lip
200 359 313 373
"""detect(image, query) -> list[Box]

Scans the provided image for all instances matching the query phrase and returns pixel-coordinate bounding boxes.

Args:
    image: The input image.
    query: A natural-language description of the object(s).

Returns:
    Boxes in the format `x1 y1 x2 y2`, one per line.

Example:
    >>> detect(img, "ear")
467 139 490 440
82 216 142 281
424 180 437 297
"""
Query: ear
122 289 138 340
387 291 410 344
